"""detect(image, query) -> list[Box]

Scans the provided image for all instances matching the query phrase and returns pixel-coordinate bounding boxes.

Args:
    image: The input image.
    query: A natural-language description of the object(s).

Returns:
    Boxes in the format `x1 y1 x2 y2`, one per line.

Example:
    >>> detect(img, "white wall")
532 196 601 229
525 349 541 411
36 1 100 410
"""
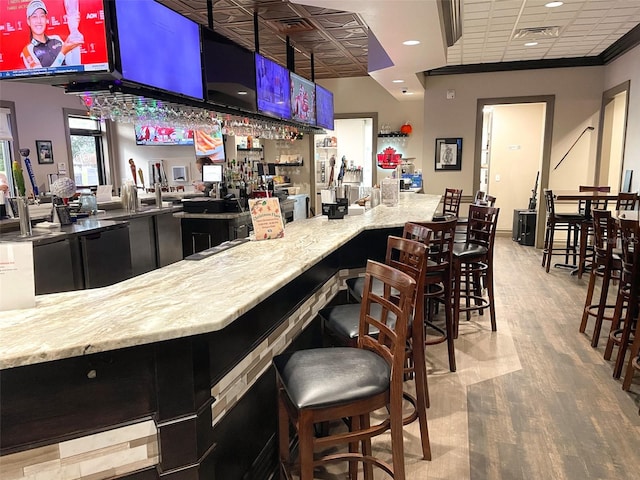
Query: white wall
488 103 545 230
0 81 84 193
603 44 640 192
422 66 605 197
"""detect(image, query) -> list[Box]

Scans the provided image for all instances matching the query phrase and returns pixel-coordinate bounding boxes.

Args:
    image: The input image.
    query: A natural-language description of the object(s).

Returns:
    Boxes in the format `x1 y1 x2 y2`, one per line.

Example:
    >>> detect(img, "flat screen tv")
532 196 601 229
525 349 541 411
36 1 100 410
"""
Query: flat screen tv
255 53 291 120
194 129 225 162
290 72 315 126
114 0 203 100
315 84 334 131
202 164 223 183
202 29 257 113
0 0 110 79
134 125 194 146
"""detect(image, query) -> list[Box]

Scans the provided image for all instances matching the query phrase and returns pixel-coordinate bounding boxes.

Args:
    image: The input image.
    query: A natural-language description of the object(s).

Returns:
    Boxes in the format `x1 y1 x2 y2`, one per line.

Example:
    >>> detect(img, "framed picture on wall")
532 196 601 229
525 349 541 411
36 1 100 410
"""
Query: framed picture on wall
435 138 462 171
36 140 54 164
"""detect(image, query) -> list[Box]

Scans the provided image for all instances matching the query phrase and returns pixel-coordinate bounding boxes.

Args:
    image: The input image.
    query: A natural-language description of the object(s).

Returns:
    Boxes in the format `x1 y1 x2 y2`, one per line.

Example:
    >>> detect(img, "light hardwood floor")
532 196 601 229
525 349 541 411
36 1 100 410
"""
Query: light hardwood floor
309 235 640 479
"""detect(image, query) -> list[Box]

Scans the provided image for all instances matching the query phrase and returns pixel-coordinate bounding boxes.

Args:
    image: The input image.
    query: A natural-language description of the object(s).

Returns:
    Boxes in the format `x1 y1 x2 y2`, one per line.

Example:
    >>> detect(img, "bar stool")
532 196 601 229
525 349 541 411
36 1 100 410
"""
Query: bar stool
604 217 640 379
576 186 611 278
622 322 640 392
616 191 638 211
434 187 463 221
346 222 430 303
455 191 492 243
274 259 420 479
452 204 500 337
320 234 432 460
578 209 621 347
542 189 584 273
413 218 458 372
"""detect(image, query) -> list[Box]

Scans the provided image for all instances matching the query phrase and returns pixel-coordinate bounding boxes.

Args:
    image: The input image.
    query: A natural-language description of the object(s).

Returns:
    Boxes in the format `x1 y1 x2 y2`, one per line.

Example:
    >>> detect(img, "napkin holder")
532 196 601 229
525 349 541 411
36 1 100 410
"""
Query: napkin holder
322 199 348 219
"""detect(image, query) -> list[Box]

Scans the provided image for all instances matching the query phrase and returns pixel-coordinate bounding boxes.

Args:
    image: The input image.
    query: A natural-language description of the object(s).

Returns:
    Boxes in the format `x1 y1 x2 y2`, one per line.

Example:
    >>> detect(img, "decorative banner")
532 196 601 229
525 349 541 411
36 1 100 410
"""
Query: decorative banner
0 242 36 311
249 197 285 240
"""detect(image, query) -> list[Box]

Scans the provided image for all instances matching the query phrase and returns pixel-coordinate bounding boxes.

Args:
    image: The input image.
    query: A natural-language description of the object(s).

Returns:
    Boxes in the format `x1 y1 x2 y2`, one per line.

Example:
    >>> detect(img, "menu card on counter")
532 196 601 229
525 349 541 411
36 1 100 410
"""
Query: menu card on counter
0 242 35 311
249 197 285 240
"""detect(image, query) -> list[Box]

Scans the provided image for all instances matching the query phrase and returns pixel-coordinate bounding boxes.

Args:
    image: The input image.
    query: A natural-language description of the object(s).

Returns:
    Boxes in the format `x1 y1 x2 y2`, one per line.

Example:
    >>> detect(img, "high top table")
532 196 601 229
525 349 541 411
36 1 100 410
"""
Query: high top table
553 190 620 219
0 193 441 480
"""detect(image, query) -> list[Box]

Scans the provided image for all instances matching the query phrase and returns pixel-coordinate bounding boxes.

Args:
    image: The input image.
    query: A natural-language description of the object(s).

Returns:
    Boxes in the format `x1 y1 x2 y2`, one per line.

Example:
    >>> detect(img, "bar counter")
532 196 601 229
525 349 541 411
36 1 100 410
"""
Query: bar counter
1 192 440 480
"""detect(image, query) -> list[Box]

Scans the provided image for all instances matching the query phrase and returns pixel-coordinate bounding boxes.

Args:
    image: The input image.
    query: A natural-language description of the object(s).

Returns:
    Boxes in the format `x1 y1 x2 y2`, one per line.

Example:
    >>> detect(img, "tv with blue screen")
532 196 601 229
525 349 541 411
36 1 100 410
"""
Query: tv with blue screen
290 72 316 125
203 29 257 113
315 84 334 131
114 0 204 100
255 53 291 120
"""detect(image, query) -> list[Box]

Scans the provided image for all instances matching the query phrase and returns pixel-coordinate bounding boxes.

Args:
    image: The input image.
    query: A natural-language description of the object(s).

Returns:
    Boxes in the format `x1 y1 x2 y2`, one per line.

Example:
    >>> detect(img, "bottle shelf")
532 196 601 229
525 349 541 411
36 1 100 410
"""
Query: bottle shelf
377 133 408 138
275 162 303 167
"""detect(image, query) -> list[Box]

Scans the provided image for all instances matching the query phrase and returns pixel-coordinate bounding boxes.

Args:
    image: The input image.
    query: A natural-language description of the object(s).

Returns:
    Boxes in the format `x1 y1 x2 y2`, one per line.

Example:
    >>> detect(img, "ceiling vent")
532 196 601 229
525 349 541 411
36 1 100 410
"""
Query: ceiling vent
513 26 560 40
268 18 316 34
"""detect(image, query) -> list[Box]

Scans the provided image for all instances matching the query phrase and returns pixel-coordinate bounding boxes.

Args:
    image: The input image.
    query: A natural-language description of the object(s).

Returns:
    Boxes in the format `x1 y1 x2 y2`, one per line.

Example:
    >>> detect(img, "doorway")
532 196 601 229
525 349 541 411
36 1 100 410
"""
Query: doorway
311 112 377 215
475 96 555 247
596 81 630 191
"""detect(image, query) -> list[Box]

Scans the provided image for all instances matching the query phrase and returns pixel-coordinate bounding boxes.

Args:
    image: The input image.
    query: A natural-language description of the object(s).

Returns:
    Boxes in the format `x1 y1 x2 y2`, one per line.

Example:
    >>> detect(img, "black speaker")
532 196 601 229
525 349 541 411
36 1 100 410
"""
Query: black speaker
518 211 537 246
512 209 537 246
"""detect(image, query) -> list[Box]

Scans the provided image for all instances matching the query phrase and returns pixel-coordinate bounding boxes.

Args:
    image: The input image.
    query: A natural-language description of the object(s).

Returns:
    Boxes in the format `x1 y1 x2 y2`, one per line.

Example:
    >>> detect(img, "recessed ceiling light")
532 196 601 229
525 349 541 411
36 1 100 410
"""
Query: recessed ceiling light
545 1 563 7
237 91 248 95
525 41 539 46
403 40 420 46
392 79 405 83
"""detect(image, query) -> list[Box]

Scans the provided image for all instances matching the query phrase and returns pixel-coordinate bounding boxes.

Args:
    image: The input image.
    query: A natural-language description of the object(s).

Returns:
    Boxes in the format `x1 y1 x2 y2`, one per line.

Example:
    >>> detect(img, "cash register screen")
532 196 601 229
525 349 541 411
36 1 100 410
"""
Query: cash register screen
202 164 223 183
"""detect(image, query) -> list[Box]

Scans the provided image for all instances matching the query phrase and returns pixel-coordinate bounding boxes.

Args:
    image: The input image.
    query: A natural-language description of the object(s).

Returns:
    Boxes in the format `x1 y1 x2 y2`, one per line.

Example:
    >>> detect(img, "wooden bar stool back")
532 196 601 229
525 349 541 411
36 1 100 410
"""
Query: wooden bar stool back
604 217 640 379
275 259 419 479
541 189 584 272
434 187 463 221
346 222 430 302
452 204 500 337
578 209 621 347
411 218 458 372
616 192 639 211
576 186 611 277
320 234 432 460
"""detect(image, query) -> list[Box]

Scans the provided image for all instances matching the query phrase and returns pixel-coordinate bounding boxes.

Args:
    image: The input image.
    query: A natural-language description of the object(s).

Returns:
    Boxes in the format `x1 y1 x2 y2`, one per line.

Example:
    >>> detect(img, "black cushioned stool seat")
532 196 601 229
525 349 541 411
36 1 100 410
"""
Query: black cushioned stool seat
274 348 390 409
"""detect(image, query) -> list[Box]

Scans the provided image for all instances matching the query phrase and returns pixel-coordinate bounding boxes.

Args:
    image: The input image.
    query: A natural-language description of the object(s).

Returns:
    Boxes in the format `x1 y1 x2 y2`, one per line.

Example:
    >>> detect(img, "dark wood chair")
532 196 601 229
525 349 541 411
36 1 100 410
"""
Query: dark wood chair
604 217 640 379
622 322 640 393
320 234 432 461
578 209 621 347
275 259 422 479
452 204 500 337
541 189 584 273
616 191 638 211
346 222 431 302
409 218 458 372
576 186 611 278
434 187 463 221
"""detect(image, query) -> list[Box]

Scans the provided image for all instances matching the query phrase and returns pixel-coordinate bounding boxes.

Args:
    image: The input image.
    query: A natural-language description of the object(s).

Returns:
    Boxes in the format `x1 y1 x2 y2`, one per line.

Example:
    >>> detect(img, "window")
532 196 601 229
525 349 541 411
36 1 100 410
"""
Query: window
67 115 106 188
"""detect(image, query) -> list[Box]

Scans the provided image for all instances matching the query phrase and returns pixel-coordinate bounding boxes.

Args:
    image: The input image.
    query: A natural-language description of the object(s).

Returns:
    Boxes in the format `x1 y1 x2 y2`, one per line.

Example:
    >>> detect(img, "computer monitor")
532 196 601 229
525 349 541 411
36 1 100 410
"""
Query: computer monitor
202 164 223 183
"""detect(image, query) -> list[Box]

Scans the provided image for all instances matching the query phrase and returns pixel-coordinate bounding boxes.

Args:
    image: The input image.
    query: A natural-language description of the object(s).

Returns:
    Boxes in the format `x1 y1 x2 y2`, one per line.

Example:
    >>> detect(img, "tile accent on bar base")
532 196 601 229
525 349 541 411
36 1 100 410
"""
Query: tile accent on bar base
0 420 158 480
210 271 345 426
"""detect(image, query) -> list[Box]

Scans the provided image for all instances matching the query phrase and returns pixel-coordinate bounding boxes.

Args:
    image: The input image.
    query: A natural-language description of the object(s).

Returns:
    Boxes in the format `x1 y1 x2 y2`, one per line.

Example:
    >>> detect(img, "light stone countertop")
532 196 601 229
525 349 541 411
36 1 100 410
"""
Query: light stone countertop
0 193 441 370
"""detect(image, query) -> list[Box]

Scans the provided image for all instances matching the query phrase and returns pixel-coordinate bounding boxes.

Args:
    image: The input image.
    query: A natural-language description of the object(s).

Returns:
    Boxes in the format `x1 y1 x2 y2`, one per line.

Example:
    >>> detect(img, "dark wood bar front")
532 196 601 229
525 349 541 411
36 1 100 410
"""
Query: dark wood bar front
0 194 440 480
